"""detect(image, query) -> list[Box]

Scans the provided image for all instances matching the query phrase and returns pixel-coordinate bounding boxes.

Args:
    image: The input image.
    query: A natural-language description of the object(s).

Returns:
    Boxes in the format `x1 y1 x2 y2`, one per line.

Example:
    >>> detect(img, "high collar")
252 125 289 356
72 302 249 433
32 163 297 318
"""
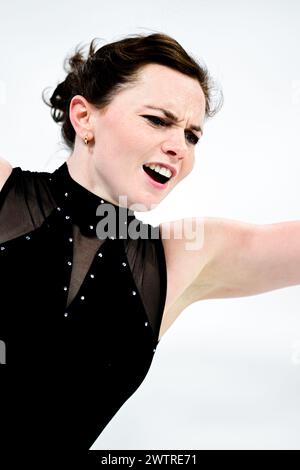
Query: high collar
49 162 136 237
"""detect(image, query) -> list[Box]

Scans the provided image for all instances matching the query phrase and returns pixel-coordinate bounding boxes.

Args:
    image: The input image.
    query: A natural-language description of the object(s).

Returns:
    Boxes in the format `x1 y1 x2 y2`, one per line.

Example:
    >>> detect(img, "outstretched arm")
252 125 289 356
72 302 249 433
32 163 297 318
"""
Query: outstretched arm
191 217 300 301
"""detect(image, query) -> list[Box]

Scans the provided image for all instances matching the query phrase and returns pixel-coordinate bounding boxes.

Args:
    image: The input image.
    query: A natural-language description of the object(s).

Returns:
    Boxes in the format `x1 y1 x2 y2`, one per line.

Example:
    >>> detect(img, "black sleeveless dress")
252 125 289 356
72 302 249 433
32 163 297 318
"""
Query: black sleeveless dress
0 161 167 455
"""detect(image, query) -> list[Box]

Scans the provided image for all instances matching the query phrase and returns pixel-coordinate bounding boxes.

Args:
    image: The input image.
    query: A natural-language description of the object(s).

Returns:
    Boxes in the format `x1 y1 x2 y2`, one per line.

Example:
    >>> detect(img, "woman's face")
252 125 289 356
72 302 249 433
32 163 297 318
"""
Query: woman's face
79 63 206 211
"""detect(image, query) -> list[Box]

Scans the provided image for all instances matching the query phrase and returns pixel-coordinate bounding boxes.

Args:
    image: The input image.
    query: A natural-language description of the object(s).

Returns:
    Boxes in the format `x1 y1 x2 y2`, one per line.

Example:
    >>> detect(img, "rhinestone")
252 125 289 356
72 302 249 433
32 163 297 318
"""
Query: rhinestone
153 348 156 352
90 274 95 278
89 225 94 230
100 199 104 204
49 177 52 182
80 295 85 300
57 207 61 211
25 236 31 240
63 286 68 291
65 215 70 220
64 192 68 197
0 246 5 251
122 262 127 267
98 253 103 257
67 261 72 266
132 290 136 296
68 237 73 242
145 322 148 326
64 312 69 317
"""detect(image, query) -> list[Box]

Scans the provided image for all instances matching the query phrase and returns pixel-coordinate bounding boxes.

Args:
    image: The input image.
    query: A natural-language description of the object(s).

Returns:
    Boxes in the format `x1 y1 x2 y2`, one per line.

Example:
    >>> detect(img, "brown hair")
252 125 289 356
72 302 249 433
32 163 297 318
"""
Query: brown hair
42 32 223 151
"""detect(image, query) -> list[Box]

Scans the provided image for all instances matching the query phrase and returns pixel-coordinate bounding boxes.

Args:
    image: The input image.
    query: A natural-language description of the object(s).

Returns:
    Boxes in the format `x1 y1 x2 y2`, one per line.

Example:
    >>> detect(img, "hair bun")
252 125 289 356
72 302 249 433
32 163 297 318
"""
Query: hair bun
42 79 71 125
66 50 86 73
42 42 90 124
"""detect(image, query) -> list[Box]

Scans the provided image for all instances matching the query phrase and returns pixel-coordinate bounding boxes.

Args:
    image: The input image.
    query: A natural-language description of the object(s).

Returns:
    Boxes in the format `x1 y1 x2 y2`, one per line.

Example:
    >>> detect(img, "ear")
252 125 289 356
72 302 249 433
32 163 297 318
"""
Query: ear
69 95 93 138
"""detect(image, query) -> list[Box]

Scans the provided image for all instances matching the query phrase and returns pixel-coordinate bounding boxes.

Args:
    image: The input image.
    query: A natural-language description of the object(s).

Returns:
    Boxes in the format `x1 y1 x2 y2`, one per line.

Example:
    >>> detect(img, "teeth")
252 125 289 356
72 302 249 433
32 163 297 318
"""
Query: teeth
144 164 172 178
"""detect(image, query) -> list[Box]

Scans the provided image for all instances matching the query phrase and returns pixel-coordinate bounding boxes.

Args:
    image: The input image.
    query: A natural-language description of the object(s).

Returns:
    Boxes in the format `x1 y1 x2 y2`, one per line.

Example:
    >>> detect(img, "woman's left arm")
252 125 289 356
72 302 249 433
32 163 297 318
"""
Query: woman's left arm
187 217 300 301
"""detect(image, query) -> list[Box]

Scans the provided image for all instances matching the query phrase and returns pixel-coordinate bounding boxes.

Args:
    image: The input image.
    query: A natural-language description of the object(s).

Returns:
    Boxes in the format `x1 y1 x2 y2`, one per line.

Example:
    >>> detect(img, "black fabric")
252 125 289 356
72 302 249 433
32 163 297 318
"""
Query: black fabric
0 161 167 458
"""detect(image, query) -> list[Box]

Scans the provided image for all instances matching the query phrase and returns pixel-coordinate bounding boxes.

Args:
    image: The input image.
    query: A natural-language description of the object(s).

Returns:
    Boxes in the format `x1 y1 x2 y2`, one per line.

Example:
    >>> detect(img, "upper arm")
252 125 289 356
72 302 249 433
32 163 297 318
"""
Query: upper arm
0 157 13 192
187 216 257 301
186 217 300 302
159 216 300 339
158 216 253 338
164 216 256 302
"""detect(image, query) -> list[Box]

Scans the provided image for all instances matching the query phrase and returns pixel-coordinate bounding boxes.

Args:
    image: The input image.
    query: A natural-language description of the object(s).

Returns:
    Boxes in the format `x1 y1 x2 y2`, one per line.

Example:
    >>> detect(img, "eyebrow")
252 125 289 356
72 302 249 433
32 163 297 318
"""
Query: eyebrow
143 105 203 135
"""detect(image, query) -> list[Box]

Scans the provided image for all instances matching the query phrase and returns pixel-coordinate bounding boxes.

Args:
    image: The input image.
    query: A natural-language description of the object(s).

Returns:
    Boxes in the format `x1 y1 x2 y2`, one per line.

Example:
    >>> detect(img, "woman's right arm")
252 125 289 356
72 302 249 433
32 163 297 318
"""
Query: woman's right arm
0 157 12 191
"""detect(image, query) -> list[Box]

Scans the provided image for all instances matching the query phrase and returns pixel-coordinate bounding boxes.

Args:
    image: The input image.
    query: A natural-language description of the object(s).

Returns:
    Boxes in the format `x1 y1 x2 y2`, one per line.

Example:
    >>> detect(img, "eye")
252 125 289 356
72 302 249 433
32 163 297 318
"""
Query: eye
142 115 199 146
143 115 167 127
186 133 199 146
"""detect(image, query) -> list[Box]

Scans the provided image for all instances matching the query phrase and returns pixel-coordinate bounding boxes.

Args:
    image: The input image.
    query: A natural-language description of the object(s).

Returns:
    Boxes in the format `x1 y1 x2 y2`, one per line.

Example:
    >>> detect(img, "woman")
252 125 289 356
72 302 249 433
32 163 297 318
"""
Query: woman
0 32 298 457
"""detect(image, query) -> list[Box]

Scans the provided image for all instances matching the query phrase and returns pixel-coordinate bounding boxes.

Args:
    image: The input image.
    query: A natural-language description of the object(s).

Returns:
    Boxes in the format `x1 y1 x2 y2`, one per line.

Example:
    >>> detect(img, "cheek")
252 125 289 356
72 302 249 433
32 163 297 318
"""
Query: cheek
113 126 145 165
181 156 195 178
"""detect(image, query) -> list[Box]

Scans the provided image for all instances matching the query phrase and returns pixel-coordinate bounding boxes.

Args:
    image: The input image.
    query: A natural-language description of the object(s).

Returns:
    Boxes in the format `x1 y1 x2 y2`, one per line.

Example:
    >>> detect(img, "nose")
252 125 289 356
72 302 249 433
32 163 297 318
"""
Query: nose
161 131 189 160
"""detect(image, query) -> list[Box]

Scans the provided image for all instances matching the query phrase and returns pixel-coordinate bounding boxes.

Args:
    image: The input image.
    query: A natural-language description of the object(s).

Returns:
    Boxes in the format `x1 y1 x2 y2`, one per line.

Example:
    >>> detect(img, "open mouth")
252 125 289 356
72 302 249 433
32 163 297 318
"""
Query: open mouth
142 164 172 185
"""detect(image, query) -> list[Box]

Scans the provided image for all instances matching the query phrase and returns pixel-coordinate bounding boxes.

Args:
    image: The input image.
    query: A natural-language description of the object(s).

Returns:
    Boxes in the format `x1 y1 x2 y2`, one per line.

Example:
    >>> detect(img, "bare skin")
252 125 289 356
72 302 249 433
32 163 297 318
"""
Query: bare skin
0 157 12 191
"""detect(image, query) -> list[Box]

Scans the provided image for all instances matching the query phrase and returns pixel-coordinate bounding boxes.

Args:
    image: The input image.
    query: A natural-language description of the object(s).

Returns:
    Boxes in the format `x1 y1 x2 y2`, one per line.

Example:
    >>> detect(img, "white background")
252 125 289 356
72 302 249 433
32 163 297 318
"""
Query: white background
1 0 300 450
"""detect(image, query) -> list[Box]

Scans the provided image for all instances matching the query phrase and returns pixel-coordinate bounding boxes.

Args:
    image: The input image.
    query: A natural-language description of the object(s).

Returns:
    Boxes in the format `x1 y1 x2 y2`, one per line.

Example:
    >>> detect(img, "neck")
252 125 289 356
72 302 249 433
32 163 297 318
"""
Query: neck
66 151 118 206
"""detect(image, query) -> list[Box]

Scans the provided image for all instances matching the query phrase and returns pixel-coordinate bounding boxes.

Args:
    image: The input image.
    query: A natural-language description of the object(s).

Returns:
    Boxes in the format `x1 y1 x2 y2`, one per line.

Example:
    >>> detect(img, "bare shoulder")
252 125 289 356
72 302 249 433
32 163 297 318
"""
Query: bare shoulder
159 216 228 308
0 157 13 191
158 216 214 340
158 216 254 340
